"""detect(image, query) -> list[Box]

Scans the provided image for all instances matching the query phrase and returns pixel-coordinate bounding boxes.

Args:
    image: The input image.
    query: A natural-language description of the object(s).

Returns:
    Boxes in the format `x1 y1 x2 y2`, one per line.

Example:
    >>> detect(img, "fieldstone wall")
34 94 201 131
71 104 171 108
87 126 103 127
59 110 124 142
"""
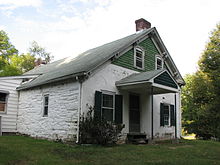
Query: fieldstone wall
17 80 79 141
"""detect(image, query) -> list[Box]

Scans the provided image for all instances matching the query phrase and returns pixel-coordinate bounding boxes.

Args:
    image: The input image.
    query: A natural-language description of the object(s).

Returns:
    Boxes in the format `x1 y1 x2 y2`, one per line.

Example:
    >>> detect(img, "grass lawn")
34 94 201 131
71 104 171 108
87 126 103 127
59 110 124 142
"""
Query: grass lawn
0 136 220 165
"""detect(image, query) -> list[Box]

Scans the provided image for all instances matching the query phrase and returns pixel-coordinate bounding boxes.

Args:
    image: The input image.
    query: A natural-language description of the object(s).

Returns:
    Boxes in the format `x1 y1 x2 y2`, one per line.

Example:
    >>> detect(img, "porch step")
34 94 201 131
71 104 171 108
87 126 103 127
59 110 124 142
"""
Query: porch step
127 133 148 144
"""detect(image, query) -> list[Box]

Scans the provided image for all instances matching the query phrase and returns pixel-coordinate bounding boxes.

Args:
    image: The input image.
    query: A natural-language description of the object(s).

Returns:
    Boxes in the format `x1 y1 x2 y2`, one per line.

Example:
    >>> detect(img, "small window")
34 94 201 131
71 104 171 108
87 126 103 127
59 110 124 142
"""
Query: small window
163 105 170 126
134 47 144 69
43 95 49 116
160 103 175 127
0 92 8 113
156 56 163 70
102 92 115 122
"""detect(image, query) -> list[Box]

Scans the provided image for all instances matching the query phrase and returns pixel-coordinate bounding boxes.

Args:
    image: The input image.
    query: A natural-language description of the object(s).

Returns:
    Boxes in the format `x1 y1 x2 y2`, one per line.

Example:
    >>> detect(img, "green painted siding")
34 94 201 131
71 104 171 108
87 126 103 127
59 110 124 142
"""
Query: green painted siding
112 38 159 72
154 72 178 89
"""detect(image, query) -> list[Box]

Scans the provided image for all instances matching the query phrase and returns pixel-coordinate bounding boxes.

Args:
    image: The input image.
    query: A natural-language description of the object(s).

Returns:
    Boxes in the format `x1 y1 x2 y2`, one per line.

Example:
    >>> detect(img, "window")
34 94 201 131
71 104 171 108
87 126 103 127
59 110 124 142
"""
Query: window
156 56 163 70
134 47 144 69
43 95 49 116
102 92 115 122
160 103 175 127
94 91 123 124
163 105 170 126
0 92 8 113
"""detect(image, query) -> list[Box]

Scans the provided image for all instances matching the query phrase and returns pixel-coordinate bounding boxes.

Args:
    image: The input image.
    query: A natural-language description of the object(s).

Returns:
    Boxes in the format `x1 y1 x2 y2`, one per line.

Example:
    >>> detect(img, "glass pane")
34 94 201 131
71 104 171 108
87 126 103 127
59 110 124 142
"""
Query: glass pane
164 115 169 126
102 94 113 108
0 93 6 102
163 105 169 115
157 58 162 69
44 106 48 116
136 59 142 68
44 96 49 106
136 50 143 58
102 108 113 121
0 103 5 112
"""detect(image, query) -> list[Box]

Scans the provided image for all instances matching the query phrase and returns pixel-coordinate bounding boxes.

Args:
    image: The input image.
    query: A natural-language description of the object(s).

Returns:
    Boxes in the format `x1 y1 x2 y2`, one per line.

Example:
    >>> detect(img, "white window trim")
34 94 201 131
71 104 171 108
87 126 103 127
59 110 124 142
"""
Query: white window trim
101 90 115 121
0 91 9 114
134 47 145 70
43 94 49 117
155 55 163 70
163 103 171 127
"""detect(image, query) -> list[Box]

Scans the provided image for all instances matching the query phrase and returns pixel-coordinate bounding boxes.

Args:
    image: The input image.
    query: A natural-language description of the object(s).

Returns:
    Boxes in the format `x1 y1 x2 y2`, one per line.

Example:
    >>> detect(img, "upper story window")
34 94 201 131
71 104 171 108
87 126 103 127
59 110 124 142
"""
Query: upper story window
43 95 49 117
156 56 163 70
134 47 145 70
0 92 8 113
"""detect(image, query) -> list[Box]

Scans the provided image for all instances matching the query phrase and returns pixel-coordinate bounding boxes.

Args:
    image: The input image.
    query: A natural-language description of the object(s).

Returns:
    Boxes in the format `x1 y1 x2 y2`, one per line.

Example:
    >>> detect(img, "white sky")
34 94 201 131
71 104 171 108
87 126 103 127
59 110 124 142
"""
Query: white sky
0 0 219 76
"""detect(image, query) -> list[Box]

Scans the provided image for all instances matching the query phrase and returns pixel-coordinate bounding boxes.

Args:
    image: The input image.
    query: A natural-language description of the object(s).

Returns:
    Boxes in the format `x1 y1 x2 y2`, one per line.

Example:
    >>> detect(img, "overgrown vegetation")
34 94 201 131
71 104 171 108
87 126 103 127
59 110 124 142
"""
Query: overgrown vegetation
182 23 220 140
0 136 220 165
79 107 124 145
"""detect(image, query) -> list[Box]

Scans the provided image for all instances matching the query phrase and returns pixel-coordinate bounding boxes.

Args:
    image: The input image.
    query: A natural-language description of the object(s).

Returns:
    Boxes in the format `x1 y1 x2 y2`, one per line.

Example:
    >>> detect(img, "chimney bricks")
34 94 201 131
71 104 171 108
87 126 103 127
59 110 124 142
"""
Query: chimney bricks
135 18 151 32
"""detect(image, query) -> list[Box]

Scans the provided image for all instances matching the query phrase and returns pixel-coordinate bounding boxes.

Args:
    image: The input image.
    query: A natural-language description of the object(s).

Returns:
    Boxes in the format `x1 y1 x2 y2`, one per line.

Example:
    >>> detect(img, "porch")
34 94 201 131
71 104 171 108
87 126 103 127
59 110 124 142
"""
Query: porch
116 69 180 141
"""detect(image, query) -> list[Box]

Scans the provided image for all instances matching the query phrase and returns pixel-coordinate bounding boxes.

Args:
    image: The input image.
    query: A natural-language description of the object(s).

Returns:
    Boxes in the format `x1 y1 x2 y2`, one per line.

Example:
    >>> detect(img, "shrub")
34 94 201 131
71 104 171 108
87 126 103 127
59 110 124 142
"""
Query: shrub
79 107 124 145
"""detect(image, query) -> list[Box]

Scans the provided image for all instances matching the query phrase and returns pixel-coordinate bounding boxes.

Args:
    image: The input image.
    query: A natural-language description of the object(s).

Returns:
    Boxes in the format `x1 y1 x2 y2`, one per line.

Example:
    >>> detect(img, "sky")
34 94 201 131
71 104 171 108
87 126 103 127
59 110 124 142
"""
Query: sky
0 0 219 76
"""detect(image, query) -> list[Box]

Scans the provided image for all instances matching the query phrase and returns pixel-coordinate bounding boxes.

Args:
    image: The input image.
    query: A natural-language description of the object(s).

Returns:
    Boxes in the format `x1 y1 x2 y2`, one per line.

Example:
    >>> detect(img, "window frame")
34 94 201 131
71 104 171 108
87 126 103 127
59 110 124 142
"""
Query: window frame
155 55 163 70
0 91 9 114
163 104 170 126
134 47 145 70
101 91 115 122
43 94 49 117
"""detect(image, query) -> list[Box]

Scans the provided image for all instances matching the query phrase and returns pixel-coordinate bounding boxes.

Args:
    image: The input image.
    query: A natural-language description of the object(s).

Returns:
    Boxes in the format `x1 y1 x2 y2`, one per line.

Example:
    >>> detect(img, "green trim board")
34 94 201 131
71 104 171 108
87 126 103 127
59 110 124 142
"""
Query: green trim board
112 38 159 72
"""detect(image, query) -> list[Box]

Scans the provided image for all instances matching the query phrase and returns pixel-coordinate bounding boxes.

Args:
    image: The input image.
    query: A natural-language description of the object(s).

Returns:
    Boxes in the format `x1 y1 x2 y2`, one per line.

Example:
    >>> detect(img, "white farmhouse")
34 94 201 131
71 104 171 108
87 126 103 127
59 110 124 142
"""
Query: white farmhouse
0 18 185 142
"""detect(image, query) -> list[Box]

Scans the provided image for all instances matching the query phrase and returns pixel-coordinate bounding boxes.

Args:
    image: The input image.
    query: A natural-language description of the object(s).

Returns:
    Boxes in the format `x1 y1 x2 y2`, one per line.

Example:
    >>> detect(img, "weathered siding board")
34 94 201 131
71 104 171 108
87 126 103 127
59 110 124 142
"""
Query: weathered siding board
112 38 159 72
0 79 22 133
154 72 178 89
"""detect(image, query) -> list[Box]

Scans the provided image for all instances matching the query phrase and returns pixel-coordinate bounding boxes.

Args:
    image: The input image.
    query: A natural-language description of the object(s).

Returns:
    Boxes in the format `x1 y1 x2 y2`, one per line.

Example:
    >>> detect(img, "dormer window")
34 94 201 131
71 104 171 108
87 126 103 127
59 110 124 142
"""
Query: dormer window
134 47 144 70
156 56 163 70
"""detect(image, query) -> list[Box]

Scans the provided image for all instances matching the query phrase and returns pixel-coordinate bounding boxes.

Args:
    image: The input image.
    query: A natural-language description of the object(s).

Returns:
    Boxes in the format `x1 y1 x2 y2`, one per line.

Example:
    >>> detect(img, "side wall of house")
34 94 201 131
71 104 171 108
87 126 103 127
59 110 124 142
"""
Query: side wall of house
17 80 79 141
153 93 181 139
81 63 137 135
0 79 22 133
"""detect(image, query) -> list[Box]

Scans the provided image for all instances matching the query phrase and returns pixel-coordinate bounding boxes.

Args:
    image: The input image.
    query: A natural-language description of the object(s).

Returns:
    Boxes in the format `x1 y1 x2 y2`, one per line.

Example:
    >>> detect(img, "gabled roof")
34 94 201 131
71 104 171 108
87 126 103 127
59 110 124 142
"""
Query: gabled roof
116 69 165 86
17 27 184 90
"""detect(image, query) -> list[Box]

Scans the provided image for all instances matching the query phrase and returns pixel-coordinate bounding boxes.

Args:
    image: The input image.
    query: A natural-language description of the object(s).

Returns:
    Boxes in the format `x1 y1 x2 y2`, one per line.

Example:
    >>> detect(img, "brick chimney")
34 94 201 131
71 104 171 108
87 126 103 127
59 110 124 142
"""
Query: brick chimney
135 18 151 32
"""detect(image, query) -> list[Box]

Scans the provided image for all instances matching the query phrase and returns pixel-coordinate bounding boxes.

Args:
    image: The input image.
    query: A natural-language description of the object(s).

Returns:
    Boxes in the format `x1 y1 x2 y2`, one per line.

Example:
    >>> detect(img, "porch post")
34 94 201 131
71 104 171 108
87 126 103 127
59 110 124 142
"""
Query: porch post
174 93 177 139
151 86 154 140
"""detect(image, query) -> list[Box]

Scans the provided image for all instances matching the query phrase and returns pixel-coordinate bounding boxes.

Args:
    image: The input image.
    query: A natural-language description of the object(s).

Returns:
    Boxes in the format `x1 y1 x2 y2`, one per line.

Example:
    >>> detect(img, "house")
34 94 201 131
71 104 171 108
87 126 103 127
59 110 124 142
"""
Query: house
0 18 185 142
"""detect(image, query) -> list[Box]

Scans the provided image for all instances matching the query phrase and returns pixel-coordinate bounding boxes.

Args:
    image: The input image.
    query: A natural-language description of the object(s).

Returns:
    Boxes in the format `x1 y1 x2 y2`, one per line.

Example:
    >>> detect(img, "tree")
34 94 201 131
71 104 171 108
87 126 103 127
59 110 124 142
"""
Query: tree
29 41 53 64
0 30 20 76
182 23 220 139
0 30 18 60
0 30 52 76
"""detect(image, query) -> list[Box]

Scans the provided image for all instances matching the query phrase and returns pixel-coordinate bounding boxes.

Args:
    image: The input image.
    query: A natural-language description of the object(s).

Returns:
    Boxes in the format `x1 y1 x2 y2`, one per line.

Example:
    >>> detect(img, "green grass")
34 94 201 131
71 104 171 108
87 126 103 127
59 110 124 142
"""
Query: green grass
0 136 220 165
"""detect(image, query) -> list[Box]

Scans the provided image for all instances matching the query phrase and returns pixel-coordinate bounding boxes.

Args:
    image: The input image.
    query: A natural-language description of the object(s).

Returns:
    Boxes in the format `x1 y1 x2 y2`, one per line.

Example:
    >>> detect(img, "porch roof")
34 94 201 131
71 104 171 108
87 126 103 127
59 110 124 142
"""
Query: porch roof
116 69 179 94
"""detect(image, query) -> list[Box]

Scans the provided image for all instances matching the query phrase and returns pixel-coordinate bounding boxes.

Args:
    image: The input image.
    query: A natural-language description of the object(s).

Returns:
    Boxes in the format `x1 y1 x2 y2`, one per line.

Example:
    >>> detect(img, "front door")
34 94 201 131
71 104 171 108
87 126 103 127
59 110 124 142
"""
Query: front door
129 94 140 133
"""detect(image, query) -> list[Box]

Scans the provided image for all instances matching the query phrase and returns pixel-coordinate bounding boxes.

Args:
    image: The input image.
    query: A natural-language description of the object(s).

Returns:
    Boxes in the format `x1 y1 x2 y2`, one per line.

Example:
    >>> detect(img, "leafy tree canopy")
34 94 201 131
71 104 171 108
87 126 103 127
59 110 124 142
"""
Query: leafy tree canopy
0 30 53 76
182 23 220 139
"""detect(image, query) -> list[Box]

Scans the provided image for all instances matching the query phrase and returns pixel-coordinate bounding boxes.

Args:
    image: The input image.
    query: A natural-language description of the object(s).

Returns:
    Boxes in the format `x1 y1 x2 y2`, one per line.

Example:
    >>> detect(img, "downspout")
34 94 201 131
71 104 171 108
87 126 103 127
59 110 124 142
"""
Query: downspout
151 86 154 140
174 93 177 139
76 78 82 144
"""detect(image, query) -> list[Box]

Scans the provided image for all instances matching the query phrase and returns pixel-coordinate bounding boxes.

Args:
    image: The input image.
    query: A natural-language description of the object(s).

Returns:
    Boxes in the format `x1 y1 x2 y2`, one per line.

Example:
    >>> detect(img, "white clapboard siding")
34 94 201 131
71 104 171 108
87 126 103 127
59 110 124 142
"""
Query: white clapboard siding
0 78 22 133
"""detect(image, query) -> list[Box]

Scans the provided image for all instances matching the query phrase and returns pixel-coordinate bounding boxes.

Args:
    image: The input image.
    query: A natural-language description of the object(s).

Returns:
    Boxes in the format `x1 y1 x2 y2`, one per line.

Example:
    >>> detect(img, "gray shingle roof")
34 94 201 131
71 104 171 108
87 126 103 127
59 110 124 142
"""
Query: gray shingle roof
17 28 154 90
116 69 165 86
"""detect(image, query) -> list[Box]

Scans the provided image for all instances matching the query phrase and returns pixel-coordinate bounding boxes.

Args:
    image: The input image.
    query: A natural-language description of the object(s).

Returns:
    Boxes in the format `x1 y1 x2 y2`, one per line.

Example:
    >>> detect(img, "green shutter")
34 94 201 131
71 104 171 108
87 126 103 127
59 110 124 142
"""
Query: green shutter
115 95 123 124
170 104 175 126
94 91 102 120
160 103 164 126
